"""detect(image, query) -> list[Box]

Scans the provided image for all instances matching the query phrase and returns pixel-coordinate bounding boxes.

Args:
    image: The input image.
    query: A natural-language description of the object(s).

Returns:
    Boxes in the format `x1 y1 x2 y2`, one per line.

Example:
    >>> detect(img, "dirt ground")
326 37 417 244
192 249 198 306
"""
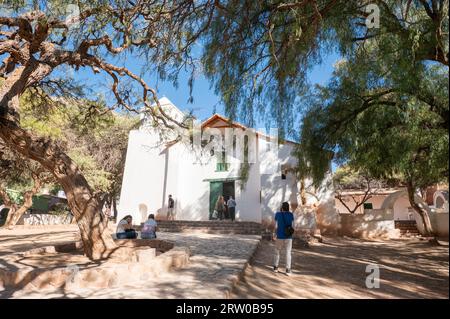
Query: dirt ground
231 237 449 299
1 226 448 299
0 225 80 258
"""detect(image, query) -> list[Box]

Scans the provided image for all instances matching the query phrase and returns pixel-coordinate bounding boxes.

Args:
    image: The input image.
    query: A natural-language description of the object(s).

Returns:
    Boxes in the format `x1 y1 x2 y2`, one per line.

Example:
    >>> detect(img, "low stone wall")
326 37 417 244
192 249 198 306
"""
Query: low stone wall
433 213 449 237
415 211 449 238
339 209 400 239
18 213 74 226
316 199 341 235
0 240 190 292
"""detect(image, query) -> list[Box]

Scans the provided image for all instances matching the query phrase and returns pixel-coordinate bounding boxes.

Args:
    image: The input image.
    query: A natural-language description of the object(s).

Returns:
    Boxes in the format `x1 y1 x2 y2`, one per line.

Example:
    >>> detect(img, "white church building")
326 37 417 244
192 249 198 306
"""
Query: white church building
117 97 301 226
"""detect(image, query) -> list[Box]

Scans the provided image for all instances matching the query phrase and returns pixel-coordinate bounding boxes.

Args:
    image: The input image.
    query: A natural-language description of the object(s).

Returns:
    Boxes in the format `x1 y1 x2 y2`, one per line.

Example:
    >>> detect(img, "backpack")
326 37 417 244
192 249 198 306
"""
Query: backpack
142 222 156 233
281 212 295 237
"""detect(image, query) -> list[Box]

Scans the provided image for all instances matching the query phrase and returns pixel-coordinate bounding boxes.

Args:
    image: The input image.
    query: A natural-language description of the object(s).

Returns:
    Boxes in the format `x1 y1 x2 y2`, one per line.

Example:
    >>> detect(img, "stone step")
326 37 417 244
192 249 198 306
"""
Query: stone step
395 220 420 236
399 229 420 234
157 226 263 230
137 220 264 235
156 225 262 229
155 222 261 227
157 229 262 235
157 228 262 233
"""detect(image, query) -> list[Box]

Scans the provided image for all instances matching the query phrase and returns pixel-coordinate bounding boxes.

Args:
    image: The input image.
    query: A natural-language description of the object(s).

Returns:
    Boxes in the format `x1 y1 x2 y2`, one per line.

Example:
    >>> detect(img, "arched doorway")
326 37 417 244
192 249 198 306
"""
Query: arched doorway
381 190 432 236
433 191 448 211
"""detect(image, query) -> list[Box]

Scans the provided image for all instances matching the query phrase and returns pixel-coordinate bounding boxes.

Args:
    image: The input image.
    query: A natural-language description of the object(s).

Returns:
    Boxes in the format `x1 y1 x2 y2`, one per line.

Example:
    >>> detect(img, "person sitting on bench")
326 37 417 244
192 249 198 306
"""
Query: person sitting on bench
116 215 137 239
141 214 158 239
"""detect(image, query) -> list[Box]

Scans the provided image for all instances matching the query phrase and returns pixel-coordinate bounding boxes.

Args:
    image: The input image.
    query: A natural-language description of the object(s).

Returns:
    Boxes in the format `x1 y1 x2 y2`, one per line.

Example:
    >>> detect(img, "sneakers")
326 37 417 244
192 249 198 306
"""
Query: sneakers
286 269 292 276
273 266 279 273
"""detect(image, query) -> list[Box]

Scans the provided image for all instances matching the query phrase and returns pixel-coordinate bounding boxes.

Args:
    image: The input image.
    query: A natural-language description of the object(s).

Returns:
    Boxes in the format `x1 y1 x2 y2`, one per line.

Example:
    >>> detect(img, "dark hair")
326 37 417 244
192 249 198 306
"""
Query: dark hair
169 195 172 197
148 214 155 219
122 215 132 221
281 202 290 212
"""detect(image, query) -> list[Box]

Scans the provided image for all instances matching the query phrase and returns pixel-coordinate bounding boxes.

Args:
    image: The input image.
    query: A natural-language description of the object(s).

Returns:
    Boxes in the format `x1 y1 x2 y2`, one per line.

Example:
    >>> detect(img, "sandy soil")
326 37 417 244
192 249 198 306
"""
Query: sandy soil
1 226 448 299
231 237 449 299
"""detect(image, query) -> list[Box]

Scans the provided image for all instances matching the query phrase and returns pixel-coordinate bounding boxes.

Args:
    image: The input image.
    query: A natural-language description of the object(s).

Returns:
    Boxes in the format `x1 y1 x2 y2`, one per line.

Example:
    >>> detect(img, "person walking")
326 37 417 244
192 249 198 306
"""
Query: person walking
227 196 237 221
273 202 295 276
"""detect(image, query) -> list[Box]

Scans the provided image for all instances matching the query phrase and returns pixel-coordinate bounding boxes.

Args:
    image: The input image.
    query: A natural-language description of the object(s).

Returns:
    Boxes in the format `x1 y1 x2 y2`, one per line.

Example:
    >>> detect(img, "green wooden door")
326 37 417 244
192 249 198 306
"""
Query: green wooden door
209 181 223 219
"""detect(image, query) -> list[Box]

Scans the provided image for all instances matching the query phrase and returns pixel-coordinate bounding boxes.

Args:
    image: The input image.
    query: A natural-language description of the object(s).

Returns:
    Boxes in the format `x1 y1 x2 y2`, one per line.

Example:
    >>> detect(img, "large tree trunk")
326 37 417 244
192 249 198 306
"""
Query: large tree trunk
112 195 118 221
4 203 29 229
0 68 116 260
2 171 44 229
2 191 33 229
300 179 307 205
406 181 434 237
0 187 17 228
0 119 117 259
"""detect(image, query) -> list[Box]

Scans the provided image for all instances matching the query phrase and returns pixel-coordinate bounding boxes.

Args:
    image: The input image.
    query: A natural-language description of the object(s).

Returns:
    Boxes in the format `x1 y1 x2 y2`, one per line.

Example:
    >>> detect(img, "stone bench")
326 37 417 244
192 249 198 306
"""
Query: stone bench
0 239 190 292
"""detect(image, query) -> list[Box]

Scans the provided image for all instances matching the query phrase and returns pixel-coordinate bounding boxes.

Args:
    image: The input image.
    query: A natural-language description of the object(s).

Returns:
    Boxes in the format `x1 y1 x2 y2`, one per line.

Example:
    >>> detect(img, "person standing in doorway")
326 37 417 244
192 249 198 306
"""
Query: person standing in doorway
227 196 237 221
167 195 175 220
215 195 226 220
273 202 294 276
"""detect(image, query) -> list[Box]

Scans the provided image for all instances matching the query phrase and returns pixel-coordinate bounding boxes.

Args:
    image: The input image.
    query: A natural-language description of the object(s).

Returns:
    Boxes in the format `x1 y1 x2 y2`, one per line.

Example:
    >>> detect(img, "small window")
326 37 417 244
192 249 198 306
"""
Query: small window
281 171 287 180
363 203 373 210
216 163 229 172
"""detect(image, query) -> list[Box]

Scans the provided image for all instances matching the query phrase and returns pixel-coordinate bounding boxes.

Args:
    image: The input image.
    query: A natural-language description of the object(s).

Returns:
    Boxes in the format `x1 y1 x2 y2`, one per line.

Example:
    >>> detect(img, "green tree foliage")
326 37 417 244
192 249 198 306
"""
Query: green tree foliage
18 92 138 196
0 140 54 228
201 1 448 235
298 34 448 233
201 1 448 133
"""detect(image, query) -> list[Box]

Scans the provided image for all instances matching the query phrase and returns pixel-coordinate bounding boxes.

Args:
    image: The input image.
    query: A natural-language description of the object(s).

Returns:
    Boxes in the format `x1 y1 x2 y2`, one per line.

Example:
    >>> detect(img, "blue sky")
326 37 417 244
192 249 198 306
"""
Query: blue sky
62 50 340 126
54 47 341 171
144 52 340 123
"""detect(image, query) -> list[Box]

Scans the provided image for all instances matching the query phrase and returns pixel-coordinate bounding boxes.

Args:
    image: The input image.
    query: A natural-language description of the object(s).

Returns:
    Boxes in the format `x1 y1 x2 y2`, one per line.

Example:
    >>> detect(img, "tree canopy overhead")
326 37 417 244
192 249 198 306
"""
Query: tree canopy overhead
0 0 213 259
294 0 449 235
1 0 448 255
201 0 448 135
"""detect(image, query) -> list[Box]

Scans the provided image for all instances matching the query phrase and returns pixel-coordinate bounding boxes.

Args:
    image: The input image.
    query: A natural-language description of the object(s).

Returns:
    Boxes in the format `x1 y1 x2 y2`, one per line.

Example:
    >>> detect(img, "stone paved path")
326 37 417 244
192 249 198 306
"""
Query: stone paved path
0 226 261 299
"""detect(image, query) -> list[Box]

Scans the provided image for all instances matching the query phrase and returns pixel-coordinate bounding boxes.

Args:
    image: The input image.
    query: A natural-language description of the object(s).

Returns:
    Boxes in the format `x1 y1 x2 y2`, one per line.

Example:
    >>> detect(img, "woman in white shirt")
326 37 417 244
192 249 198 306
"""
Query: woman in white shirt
116 215 137 239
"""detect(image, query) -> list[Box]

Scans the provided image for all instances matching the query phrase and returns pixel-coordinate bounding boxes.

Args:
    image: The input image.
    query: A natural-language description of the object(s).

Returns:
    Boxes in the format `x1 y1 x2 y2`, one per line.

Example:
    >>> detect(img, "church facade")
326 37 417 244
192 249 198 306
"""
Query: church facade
117 97 301 226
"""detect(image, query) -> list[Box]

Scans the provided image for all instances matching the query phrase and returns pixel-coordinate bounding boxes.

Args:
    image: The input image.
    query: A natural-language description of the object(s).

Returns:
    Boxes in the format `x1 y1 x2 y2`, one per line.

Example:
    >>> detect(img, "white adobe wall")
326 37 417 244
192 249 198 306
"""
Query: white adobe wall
259 138 299 228
118 97 188 224
117 129 170 224
335 194 387 215
335 194 413 221
173 143 212 221
235 160 262 223
119 128 264 223
393 196 413 220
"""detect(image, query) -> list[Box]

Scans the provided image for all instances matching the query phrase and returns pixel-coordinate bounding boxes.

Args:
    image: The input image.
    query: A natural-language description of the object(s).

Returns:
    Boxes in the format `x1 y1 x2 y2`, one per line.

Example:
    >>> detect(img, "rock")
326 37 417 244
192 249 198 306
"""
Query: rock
136 248 156 263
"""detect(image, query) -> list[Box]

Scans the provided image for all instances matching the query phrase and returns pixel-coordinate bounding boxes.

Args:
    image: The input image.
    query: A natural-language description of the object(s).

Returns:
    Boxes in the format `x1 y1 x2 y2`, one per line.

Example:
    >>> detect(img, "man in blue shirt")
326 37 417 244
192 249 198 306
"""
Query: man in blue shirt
273 202 294 275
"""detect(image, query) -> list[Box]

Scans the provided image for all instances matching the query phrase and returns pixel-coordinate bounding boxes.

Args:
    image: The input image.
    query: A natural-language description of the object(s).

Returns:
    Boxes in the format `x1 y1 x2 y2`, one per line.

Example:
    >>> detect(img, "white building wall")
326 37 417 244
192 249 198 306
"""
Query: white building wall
235 161 262 222
259 138 299 226
393 196 413 220
118 99 301 225
175 143 212 221
118 129 168 224
335 193 412 221
336 195 390 215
